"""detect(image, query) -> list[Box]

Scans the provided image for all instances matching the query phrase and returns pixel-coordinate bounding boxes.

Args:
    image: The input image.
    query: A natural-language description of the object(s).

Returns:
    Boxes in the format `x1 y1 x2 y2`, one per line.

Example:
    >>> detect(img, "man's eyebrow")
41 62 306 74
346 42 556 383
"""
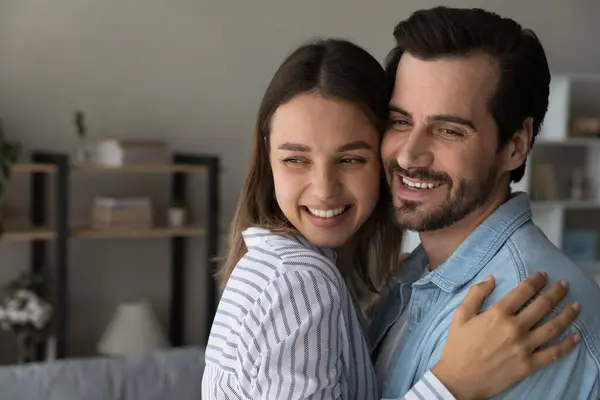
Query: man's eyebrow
337 141 372 152
389 105 412 119
389 104 477 131
278 143 311 151
427 114 476 131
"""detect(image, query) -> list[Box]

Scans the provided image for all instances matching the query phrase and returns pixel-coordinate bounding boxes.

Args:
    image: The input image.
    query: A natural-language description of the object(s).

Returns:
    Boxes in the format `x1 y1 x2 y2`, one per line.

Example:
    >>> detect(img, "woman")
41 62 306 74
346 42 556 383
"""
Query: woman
202 39 579 399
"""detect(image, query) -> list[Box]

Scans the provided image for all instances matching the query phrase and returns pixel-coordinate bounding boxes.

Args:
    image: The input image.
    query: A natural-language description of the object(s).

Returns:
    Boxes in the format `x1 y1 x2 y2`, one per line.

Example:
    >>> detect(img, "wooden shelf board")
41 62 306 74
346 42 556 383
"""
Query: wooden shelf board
72 164 207 174
531 200 600 209
1 227 56 241
71 225 206 239
537 138 600 147
12 163 57 173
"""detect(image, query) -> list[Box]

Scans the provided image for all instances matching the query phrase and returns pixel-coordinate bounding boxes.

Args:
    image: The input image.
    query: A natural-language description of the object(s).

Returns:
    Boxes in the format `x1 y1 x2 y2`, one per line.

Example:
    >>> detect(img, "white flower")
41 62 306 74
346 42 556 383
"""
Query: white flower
0 288 52 330
25 295 52 328
7 309 28 324
6 299 20 311
15 290 31 301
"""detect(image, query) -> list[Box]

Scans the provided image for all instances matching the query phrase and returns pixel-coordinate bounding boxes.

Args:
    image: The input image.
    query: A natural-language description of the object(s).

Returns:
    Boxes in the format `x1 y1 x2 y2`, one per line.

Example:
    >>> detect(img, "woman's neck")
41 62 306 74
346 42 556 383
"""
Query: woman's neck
334 236 358 275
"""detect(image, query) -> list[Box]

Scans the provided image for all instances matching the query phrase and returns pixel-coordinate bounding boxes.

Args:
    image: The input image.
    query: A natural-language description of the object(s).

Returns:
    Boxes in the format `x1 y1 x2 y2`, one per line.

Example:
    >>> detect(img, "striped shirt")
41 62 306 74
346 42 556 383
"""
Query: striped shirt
202 227 455 399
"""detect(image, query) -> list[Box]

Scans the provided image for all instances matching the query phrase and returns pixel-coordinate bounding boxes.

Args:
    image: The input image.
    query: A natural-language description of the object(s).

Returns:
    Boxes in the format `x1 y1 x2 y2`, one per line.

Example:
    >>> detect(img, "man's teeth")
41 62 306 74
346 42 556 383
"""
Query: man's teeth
307 207 346 218
402 177 440 189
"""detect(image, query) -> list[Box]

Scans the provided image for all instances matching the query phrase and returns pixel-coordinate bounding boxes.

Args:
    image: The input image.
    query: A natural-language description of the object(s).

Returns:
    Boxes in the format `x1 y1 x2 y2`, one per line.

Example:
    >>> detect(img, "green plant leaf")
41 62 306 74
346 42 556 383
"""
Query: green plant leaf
1 163 10 180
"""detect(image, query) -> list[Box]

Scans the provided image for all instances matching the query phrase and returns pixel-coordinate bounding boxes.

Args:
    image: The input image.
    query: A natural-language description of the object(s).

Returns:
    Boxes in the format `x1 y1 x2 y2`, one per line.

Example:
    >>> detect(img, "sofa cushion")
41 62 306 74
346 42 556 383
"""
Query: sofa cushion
0 346 205 400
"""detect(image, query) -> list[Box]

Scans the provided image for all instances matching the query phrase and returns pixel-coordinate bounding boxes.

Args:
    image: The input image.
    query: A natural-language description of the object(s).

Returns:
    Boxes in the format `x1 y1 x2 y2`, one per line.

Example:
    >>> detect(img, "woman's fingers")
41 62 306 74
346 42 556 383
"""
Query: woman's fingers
530 332 580 372
515 280 570 330
525 300 580 351
454 275 495 324
432 271 578 400
492 271 548 314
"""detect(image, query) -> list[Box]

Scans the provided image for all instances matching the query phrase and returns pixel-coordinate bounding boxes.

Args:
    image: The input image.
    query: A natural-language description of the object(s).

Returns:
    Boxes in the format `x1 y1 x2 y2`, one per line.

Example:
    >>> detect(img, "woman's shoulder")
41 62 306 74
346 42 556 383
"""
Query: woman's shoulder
240 227 343 286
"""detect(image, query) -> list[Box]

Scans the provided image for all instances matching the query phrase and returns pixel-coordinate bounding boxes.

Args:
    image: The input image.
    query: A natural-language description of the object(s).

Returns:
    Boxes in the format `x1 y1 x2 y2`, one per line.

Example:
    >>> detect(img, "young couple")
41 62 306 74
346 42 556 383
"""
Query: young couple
203 6 600 400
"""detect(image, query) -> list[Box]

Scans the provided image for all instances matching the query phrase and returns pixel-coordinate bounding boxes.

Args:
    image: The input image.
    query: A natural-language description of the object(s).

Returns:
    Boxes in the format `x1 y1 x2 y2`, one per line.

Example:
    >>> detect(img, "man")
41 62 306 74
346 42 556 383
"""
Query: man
370 6 600 399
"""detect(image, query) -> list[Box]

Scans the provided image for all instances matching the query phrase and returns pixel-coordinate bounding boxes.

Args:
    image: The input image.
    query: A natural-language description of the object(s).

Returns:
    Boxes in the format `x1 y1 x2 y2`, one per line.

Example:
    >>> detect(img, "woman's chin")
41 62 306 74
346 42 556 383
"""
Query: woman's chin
300 230 352 249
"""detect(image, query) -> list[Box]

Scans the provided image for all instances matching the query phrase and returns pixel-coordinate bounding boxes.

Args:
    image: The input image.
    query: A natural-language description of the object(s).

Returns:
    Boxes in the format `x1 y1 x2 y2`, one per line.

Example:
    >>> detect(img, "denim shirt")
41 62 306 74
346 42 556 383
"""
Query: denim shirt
369 192 600 399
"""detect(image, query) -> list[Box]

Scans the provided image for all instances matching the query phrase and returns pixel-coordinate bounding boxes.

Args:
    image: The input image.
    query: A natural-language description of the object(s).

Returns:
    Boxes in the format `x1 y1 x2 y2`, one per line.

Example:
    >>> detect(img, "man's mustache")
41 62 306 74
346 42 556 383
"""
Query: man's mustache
387 160 451 185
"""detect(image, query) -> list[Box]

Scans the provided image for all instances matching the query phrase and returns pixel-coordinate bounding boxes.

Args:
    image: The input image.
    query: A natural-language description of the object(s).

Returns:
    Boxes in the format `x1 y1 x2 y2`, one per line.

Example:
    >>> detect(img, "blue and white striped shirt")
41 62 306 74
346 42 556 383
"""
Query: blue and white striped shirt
202 227 454 399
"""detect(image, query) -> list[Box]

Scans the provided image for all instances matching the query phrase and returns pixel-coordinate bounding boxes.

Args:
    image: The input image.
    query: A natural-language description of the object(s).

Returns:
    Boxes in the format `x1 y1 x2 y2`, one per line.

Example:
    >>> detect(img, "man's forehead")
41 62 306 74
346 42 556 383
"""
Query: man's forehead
391 52 499 112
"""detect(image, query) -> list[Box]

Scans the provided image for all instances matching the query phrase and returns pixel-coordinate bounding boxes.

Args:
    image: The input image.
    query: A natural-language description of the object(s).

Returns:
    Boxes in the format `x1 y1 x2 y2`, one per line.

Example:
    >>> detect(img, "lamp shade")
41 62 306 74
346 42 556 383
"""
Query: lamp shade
97 300 169 356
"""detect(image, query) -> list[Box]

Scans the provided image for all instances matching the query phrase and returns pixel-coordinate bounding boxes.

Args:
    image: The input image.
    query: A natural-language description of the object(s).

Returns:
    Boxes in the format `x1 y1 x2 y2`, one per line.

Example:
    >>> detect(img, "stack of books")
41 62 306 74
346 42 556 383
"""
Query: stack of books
92 197 153 230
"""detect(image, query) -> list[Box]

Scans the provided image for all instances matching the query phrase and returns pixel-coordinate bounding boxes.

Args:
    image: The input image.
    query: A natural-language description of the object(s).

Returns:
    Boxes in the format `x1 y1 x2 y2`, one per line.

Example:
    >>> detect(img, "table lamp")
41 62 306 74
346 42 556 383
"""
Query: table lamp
97 300 169 356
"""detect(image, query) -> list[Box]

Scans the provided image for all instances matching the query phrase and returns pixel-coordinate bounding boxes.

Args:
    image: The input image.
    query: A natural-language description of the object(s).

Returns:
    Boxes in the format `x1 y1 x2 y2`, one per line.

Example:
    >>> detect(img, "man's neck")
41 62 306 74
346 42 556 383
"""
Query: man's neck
420 190 510 270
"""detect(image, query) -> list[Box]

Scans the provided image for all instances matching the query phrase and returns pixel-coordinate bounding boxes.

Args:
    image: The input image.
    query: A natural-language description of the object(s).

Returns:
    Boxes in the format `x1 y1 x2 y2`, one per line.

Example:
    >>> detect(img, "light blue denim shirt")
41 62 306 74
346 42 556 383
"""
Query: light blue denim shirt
369 192 600 399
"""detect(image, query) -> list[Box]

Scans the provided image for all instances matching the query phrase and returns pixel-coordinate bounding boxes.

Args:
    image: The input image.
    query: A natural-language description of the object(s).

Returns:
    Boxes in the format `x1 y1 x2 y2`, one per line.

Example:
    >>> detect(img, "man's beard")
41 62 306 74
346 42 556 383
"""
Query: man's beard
388 161 499 232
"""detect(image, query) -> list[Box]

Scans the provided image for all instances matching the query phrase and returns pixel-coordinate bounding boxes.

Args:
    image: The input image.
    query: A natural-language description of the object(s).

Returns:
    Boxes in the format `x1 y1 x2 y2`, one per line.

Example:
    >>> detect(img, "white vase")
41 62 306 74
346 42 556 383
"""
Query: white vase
168 208 186 228
73 137 90 165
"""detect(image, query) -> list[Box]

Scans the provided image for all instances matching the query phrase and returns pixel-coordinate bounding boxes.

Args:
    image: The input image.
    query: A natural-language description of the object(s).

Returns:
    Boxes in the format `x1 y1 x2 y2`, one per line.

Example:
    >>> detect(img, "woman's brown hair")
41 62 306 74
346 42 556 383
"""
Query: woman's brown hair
219 38 404 293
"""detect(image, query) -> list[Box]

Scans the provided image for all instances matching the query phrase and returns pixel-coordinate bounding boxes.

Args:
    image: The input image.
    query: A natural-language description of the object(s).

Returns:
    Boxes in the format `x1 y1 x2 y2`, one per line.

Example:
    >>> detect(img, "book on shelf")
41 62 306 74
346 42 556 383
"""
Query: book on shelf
91 196 153 230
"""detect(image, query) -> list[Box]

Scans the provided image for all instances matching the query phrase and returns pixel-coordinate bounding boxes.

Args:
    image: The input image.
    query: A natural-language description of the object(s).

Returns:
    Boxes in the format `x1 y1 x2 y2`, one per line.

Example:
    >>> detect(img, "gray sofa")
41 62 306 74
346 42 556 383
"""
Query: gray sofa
0 346 205 400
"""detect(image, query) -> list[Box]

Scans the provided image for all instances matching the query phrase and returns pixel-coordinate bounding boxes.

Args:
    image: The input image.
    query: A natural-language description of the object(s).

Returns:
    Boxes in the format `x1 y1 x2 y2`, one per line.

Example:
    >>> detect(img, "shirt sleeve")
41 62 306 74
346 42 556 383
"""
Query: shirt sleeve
249 269 344 400
400 370 457 400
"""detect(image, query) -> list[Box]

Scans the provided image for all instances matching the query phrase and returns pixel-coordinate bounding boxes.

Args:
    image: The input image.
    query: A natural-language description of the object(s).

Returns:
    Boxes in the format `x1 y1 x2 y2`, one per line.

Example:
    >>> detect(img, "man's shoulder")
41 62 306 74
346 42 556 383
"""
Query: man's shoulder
490 221 600 305
482 221 600 360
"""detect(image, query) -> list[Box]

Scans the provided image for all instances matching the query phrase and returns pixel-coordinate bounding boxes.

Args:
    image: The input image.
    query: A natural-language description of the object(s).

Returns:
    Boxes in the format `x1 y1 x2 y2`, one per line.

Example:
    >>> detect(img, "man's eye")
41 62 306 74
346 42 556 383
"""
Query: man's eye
440 128 462 136
339 157 365 164
389 119 411 130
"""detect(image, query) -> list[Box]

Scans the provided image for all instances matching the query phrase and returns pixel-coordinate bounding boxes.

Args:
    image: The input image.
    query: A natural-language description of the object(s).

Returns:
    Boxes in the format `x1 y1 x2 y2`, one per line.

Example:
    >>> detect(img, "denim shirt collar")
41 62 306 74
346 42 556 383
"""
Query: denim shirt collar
368 192 533 352
419 191 533 292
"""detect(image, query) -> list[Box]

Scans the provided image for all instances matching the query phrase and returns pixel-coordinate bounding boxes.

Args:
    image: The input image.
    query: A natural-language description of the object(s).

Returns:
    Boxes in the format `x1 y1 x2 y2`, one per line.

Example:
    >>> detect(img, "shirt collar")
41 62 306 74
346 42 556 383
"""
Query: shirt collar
242 226 338 264
407 191 533 292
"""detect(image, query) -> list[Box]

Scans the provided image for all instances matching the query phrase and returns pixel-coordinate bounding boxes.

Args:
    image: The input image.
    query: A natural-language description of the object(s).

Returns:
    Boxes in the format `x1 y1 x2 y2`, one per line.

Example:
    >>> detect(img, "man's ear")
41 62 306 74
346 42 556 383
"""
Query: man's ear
502 117 533 172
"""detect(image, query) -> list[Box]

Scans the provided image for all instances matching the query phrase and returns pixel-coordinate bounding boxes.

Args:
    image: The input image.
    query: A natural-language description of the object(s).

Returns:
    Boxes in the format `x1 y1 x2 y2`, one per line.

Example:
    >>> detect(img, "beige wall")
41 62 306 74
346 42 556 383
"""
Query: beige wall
0 0 599 362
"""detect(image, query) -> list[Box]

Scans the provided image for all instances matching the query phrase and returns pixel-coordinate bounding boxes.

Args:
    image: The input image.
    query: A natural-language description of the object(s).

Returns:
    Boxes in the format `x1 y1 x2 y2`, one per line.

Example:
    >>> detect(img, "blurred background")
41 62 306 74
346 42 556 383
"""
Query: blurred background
0 0 598 371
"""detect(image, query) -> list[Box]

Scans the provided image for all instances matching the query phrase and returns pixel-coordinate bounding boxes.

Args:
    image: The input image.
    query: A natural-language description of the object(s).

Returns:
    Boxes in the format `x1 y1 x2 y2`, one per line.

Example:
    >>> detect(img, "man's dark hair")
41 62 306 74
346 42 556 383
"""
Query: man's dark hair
385 6 551 182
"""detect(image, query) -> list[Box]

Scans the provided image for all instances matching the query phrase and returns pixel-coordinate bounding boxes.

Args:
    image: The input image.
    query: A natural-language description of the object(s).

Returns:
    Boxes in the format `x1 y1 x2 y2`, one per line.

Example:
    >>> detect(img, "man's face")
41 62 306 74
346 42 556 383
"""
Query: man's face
381 52 513 232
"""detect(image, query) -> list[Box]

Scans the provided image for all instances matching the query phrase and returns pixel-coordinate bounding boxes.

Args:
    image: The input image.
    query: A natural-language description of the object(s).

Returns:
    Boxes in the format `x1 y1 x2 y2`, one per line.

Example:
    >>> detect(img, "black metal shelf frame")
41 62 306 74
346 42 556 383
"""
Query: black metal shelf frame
27 151 220 359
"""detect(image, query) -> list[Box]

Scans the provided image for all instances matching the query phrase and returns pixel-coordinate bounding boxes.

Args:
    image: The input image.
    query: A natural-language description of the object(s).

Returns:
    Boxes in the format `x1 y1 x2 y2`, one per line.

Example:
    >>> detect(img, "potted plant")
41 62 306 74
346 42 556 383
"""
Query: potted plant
73 110 89 164
168 199 187 228
0 270 53 363
0 119 21 234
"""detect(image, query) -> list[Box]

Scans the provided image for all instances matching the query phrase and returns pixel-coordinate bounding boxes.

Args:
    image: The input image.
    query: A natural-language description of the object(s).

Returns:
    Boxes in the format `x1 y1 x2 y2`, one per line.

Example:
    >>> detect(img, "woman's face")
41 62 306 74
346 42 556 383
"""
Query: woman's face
269 93 381 249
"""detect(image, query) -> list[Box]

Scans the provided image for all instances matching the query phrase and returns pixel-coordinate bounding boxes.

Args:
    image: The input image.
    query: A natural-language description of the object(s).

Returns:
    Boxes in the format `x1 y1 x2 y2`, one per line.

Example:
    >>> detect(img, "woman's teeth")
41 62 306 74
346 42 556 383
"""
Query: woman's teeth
307 207 347 218
402 177 441 190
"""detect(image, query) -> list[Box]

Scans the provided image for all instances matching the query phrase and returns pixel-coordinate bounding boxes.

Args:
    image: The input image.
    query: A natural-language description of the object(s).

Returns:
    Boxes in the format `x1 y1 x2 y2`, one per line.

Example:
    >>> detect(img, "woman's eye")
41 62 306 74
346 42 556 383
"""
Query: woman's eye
282 158 306 165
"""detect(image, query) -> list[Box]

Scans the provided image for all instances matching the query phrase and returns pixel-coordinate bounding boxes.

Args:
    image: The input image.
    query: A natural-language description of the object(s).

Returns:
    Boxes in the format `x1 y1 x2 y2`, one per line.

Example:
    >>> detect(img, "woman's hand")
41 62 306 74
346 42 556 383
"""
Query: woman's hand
431 271 580 400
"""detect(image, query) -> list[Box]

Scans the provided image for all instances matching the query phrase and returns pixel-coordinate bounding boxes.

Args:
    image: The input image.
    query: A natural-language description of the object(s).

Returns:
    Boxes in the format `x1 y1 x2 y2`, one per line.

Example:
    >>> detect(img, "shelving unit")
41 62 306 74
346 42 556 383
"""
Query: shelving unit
516 74 600 273
1 152 220 361
73 164 208 174
0 156 69 362
1 227 56 241
401 73 600 278
70 225 206 239
3 162 57 247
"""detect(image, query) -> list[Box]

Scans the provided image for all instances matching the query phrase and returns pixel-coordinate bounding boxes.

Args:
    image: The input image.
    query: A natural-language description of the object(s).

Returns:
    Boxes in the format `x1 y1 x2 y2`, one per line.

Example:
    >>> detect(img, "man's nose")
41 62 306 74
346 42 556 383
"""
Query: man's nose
311 165 341 199
395 129 433 170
